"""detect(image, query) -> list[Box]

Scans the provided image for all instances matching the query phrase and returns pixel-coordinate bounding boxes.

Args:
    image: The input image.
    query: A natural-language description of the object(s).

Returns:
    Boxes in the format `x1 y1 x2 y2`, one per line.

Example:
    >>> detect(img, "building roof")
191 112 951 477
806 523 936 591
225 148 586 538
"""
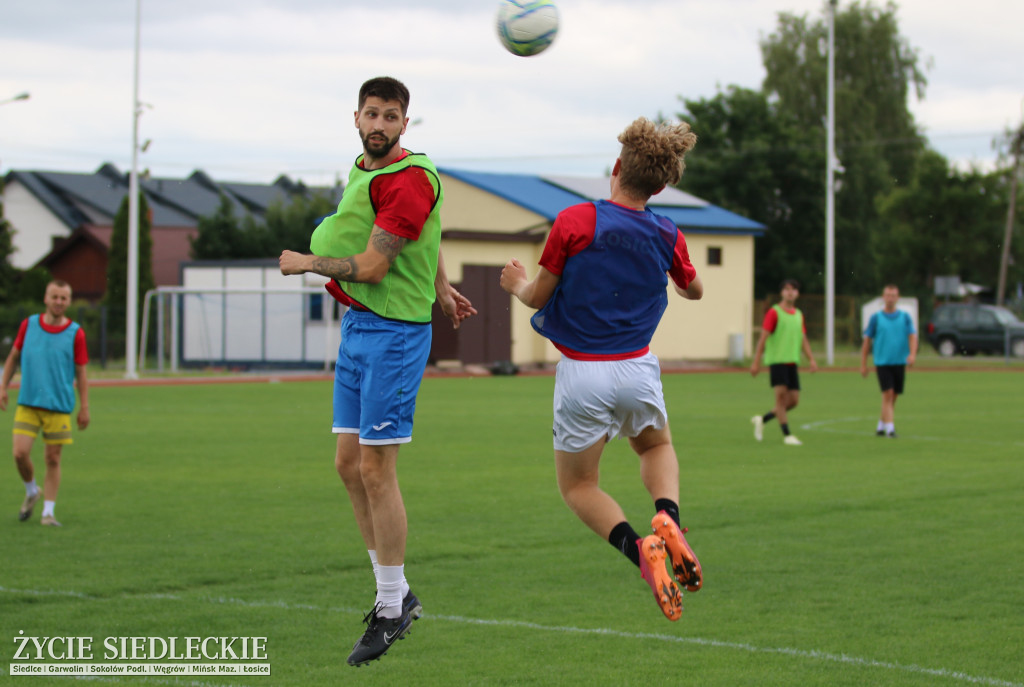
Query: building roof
440 168 766 235
4 163 343 232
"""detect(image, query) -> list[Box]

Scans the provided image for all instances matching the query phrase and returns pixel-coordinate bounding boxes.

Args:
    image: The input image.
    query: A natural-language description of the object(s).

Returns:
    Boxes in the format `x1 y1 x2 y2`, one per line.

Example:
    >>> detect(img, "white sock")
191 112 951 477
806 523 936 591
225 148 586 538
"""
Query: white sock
376 565 405 619
42 501 55 518
884 422 895 434
876 420 885 432
368 550 380 580
25 480 39 496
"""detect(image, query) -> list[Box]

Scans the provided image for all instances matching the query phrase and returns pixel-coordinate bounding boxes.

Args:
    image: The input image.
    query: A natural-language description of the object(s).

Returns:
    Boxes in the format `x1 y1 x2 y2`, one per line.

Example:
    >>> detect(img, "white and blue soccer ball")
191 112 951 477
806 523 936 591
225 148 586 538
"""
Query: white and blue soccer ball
496 1 559 57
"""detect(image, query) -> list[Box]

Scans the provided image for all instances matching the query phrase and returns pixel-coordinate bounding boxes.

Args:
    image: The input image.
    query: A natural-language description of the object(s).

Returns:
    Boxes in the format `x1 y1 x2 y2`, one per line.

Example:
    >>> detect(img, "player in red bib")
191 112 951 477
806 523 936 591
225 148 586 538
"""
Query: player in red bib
501 117 704 621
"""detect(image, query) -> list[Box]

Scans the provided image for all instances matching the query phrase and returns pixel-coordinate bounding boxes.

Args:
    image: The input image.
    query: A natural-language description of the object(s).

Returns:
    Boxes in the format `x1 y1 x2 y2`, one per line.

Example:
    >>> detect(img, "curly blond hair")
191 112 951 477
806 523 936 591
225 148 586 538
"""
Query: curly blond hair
616 118 697 199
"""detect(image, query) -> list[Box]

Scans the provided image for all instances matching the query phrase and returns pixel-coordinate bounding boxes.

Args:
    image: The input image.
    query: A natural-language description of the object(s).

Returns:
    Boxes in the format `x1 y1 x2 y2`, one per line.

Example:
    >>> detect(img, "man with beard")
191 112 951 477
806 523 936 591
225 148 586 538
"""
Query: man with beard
279 76 475 667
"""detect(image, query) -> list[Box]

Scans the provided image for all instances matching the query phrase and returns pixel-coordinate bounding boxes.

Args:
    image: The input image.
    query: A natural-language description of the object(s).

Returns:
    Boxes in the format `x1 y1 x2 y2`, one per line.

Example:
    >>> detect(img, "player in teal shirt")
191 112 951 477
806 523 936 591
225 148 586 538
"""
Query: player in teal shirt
860 284 918 437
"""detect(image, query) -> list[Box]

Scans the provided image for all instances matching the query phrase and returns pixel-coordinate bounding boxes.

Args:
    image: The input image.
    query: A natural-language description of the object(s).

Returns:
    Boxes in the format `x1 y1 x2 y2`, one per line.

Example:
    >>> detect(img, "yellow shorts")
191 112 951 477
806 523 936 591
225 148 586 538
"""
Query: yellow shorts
13 406 74 445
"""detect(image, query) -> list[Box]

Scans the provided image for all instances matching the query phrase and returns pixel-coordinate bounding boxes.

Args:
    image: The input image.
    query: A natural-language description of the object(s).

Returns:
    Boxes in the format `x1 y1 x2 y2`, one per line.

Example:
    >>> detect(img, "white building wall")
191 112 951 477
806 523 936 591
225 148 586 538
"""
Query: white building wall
179 264 337 367
2 181 73 269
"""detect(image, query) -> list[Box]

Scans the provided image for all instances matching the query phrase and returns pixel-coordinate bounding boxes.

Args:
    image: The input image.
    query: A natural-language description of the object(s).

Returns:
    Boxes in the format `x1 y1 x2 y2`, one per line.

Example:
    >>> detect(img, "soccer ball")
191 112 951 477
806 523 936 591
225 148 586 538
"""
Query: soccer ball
496 1 559 57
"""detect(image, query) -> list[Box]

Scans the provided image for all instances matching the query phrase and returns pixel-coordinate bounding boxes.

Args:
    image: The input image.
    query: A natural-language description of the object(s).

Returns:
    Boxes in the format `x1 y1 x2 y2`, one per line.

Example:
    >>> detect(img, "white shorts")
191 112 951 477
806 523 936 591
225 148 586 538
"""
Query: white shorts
552 353 668 453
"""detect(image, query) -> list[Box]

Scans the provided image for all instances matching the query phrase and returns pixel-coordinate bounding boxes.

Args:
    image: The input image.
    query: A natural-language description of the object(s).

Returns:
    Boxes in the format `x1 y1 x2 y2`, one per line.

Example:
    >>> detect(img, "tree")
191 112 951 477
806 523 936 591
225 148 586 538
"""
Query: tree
876 149 1013 302
759 0 928 294
0 199 17 304
189 194 254 259
190 191 337 260
104 192 155 338
677 86 825 295
261 192 338 254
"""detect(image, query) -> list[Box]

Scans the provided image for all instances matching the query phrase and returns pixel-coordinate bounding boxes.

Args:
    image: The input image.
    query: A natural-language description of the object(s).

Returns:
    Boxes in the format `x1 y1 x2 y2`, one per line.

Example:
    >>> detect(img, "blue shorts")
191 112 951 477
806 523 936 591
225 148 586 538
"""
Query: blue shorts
333 309 432 445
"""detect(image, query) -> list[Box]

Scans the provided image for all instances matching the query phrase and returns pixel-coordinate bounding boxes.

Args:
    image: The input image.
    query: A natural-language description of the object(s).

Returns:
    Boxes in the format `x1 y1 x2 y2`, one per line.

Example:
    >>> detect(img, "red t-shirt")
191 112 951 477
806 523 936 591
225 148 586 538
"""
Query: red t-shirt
761 306 807 334
536 202 697 360
14 317 89 365
539 202 696 289
325 151 437 307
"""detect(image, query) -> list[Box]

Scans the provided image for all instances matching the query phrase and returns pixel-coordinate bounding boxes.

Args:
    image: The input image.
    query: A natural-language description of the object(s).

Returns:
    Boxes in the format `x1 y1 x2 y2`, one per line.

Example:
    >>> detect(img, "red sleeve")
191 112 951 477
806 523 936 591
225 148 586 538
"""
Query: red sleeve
762 308 778 333
12 319 28 351
668 230 697 289
369 166 436 241
539 203 596 276
74 327 89 365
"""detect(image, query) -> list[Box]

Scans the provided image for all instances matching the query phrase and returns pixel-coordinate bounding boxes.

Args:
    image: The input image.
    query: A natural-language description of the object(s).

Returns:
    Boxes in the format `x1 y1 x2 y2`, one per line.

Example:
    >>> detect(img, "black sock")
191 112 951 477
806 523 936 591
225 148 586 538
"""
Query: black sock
654 499 680 527
780 422 791 436
608 521 642 568
763 411 776 423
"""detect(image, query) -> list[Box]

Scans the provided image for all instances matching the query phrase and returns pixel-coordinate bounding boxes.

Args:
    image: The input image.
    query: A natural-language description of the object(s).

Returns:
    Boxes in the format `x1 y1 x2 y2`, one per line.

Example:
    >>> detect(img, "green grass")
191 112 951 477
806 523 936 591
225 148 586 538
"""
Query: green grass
2 371 1022 686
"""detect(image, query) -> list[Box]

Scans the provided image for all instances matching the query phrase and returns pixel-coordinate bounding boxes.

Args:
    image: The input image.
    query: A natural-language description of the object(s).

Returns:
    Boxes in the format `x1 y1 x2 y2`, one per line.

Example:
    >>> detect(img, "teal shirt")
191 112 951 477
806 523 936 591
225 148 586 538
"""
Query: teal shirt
865 310 915 365
18 315 80 414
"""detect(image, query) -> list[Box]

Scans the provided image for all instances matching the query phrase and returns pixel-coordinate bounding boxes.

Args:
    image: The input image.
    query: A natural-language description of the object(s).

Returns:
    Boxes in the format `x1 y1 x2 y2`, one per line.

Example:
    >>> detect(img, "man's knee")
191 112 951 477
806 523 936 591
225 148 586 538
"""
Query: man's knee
43 446 63 468
357 446 399 490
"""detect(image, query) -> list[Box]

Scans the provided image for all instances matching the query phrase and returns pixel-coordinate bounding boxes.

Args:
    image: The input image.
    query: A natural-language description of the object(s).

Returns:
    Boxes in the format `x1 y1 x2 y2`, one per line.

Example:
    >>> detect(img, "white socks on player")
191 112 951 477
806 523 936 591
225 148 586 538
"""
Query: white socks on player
25 479 39 496
376 566 405 619
884 422 895 434
368 550 409 619
42 501 55 518
876 420 885 432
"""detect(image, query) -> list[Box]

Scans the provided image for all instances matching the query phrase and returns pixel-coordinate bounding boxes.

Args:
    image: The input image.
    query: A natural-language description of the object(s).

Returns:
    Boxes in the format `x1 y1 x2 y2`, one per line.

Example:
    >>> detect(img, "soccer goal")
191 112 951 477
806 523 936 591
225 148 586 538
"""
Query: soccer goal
138 268 342 375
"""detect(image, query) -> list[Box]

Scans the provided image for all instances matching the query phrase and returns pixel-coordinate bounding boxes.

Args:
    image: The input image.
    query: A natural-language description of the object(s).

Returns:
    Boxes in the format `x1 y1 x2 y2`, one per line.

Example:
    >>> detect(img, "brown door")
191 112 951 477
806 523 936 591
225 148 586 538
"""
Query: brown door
430 264 511 365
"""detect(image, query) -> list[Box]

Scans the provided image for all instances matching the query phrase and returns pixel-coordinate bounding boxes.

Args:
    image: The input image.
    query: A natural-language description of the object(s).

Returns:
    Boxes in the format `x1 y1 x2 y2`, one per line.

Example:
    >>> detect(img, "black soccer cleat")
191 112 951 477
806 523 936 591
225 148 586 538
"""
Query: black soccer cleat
403 590 423 620
347 604 412 667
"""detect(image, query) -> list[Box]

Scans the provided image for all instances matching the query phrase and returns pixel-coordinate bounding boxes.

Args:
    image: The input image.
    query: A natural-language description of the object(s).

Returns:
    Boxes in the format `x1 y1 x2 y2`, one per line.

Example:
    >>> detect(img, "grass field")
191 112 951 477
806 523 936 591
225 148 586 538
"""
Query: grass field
2 370 1022 686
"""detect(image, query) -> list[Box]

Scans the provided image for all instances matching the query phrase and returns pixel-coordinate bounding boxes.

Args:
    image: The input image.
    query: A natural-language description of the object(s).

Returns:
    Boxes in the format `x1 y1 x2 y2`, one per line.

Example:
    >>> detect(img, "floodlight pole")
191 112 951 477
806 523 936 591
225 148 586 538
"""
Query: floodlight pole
126 0 142 379
825 0 838 366
996 119 1022 306
0 92 30 107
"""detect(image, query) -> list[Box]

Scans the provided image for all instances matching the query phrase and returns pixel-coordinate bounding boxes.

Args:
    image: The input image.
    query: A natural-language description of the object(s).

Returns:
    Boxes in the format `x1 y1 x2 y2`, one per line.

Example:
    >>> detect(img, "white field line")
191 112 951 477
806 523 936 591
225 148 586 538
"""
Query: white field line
799 416 1024 447
1 586 1021 687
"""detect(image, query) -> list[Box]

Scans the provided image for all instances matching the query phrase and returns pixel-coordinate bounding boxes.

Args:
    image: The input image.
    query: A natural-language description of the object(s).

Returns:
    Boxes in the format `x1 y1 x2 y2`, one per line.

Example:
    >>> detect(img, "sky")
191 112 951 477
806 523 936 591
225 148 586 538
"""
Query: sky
1 0 1022 188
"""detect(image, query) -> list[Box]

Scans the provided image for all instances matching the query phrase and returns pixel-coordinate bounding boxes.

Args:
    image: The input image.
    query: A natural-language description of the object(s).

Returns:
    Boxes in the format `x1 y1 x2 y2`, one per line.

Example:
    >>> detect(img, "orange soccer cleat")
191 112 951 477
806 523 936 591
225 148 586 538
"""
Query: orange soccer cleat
651 512 703 592
638 535 682 621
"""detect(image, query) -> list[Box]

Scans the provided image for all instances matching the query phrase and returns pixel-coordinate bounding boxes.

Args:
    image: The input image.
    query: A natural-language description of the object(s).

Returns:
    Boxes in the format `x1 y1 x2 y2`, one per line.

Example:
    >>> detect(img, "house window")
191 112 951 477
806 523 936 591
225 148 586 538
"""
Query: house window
707 246 723 266
309 293 324 321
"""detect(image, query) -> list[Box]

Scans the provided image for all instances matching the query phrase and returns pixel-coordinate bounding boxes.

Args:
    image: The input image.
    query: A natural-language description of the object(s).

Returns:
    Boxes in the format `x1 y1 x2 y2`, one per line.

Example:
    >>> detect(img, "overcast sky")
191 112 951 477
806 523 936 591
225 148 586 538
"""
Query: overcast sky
1 0 1021 187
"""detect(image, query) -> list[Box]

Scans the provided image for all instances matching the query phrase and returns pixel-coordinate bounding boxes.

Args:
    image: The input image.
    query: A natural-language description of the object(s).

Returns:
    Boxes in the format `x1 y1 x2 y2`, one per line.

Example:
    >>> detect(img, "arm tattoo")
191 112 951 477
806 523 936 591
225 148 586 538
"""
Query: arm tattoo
370 227 408 264
312 256 359 283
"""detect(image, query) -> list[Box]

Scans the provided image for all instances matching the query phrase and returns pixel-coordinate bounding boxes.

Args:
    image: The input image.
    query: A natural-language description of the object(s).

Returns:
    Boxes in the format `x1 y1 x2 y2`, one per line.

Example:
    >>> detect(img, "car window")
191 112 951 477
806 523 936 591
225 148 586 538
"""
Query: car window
954 308 976 326
976 310 997 327
989 307 1020 325
935 308 952 324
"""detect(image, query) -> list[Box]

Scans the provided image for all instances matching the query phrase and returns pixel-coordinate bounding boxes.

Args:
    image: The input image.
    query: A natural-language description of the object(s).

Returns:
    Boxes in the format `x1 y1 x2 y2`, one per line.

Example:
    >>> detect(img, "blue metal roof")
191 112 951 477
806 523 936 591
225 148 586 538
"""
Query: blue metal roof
441 168 589 219
440 167 765 235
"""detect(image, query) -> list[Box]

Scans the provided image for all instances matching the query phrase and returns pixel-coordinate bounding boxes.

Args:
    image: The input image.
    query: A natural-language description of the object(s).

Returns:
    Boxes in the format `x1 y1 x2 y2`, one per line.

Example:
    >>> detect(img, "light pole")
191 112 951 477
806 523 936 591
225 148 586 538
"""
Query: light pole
825 0 838 366
126 0 142 379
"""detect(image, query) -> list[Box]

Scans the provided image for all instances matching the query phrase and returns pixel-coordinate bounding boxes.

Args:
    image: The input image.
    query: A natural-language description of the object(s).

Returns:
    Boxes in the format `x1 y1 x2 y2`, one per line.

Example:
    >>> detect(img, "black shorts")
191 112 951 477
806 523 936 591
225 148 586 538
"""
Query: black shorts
876 365 906 394
769 364 800 391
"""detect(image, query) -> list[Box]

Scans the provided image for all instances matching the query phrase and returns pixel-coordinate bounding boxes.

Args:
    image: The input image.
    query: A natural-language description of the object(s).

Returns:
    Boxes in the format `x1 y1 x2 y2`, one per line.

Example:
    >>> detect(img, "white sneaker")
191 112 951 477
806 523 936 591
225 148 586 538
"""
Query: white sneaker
751 416 764 442
783 435 802 446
